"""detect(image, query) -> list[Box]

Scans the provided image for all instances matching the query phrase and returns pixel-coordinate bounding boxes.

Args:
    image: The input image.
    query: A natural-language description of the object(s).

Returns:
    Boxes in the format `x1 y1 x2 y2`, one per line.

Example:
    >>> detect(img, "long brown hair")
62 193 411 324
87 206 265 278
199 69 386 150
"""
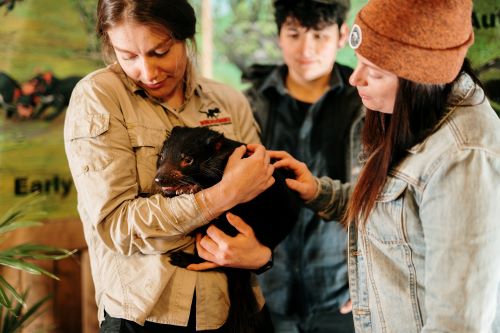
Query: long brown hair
96 0 197 63
343 60 480 226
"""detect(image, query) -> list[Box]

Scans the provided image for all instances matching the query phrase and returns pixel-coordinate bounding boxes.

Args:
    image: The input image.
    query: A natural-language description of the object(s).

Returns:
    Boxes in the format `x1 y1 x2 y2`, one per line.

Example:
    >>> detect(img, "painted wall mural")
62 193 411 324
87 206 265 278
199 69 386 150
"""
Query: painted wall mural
0 0 101 218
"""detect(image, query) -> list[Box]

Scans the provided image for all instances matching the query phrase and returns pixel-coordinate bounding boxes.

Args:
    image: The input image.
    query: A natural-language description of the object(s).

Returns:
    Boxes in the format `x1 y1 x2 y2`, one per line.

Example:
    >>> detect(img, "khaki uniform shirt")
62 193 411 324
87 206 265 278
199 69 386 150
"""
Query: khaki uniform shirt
64 63 264 329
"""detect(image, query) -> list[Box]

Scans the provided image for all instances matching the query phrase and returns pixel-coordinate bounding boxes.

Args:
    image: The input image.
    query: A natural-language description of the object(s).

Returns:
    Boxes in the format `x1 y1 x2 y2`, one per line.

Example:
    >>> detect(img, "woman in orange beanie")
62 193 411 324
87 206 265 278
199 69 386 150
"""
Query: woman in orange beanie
269 0 500 331
191 0 500 332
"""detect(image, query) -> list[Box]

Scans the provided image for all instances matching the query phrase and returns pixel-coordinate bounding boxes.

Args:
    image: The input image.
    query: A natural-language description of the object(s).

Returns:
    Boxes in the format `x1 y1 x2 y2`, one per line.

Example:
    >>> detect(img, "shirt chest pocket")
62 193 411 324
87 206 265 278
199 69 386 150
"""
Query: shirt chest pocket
366 177 408 244
67 113 114 177
127 125 167 193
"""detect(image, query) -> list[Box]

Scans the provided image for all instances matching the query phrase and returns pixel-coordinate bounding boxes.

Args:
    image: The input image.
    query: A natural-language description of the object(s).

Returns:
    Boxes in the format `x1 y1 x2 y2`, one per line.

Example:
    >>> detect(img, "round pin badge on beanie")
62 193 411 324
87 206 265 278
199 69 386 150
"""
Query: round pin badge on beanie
349 24 362 49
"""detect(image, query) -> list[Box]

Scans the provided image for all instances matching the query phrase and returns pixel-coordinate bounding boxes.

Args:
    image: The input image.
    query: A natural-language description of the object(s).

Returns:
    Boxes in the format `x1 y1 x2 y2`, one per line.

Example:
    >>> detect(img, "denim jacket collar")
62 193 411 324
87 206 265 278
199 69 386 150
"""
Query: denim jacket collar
409 72 479 154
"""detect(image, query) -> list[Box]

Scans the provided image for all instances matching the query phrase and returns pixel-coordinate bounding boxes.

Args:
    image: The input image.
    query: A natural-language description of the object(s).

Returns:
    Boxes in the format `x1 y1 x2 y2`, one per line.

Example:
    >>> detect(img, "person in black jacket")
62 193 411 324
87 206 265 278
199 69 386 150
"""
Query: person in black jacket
241 1 363 332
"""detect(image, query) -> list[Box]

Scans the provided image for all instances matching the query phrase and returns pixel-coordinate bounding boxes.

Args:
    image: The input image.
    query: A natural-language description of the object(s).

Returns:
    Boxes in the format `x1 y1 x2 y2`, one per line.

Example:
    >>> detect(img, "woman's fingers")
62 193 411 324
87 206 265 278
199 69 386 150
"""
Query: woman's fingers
226 145 247 168
221 144 275 205
226 212 254 237
186 261 219 271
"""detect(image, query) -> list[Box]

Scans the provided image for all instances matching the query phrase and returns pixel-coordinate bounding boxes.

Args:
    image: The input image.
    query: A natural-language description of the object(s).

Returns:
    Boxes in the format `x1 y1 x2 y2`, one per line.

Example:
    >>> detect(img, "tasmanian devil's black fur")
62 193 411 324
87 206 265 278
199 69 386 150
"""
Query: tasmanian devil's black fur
155 126 300 333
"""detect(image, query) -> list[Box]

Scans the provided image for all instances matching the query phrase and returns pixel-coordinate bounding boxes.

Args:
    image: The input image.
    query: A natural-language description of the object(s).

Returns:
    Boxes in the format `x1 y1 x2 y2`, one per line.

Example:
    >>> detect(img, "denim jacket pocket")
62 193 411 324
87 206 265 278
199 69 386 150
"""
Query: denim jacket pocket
363 177 424 332
67 112 113 176
367 177 408 244
127 125 166 193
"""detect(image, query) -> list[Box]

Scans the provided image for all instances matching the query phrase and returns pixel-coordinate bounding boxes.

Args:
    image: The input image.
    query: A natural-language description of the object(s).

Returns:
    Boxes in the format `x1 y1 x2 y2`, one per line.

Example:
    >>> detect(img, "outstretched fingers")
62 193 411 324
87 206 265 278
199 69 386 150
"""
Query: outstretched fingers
269 150 299 170
268 150 317 201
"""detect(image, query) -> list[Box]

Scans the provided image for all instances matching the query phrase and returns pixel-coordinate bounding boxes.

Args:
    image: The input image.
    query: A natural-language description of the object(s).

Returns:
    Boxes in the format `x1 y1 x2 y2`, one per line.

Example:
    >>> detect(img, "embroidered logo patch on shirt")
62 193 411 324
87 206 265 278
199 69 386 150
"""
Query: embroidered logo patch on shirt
198 108 232 126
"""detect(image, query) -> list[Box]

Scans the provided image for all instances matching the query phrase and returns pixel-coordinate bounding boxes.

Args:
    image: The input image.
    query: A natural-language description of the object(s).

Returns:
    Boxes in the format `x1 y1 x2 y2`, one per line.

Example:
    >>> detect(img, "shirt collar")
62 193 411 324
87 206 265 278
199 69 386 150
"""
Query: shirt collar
111 60 199 106
259 64 346 97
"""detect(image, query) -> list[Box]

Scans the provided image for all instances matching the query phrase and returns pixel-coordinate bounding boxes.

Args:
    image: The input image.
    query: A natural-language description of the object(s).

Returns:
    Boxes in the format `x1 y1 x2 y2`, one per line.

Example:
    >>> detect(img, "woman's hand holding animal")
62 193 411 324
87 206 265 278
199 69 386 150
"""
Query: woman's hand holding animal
219 144 275 207
197 144 274 221
187 212 272 271
269 150 317 201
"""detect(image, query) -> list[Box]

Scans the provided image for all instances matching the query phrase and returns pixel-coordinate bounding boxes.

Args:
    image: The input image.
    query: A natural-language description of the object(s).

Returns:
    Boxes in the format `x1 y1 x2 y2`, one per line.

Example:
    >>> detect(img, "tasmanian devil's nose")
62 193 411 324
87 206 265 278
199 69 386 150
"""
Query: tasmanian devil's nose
154 176 163 185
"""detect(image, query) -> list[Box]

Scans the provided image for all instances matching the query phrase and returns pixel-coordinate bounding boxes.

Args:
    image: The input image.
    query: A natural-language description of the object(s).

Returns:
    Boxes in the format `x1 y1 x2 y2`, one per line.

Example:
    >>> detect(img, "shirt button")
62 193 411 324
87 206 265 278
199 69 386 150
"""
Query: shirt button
82 165 89 172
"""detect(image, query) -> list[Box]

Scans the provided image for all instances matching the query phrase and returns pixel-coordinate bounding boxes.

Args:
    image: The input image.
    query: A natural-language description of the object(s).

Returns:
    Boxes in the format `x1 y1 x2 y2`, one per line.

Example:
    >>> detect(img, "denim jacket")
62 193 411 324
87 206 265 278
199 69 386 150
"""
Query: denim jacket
307 73 500 332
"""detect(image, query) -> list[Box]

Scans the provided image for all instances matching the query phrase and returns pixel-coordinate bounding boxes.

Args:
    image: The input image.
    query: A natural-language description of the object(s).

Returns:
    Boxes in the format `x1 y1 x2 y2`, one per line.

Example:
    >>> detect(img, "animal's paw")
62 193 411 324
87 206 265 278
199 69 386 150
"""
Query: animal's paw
169 251 204 268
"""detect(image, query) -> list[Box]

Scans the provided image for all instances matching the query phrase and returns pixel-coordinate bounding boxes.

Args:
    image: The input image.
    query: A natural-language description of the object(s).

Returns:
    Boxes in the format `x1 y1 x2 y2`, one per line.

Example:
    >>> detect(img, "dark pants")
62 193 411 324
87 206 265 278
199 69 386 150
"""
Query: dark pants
270 310 355 333
100 295 274 333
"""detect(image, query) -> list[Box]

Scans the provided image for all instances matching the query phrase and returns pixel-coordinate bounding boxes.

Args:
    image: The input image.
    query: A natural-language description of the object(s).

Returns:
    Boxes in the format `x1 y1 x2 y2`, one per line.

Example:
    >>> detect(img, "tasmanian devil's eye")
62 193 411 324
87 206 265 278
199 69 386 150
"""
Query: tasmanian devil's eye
180 153 193 166
156 153 164 166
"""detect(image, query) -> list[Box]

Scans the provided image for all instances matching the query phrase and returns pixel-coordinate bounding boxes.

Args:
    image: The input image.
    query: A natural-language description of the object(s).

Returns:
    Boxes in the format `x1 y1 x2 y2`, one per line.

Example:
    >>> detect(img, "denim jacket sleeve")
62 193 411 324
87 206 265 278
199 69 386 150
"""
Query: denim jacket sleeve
419 148 500 332
305 176 353 221
64 76 210 256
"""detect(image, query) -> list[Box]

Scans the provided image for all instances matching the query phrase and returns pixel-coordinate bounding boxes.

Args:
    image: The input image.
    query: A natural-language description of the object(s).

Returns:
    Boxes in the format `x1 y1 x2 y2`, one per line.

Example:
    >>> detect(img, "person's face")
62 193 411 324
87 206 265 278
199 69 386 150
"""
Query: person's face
349 53 399 114
107 20 187 103
278 18 348 84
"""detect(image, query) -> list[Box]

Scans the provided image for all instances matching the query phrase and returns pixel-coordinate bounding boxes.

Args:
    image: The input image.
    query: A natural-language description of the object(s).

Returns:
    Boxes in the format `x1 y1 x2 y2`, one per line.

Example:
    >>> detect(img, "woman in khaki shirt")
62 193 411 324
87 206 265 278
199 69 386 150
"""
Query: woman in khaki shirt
64 0 274 331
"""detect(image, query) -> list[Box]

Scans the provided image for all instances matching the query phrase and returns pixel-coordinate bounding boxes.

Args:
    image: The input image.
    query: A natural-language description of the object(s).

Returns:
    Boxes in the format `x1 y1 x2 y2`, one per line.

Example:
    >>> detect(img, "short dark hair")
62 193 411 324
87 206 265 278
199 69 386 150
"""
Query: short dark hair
273 0 349 33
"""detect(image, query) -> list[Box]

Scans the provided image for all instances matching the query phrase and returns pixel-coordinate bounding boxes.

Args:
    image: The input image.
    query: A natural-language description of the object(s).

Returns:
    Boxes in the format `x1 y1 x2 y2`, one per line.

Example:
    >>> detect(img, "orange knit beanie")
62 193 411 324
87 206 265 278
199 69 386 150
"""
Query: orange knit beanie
349 0 474 84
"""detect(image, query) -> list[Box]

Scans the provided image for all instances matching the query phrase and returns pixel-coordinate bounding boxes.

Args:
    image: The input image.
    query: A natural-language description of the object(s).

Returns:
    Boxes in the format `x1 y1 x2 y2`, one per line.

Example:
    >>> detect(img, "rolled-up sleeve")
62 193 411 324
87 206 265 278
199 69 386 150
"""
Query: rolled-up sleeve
64 77 210 256
420 148 500 332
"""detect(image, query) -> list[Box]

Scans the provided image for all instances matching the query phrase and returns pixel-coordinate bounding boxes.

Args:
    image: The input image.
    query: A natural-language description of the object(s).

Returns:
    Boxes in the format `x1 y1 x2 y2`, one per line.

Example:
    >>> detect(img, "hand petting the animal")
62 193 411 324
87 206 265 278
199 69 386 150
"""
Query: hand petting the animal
188 149 320 272
187 143 276 271
187 212 272 271
269 150 318 202
196 143 275 220
219 143 276 207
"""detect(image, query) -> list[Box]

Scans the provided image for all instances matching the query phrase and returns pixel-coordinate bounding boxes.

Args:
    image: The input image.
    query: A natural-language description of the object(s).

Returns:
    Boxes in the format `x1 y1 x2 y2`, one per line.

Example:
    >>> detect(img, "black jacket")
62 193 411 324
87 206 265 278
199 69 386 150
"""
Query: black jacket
241 63 364 319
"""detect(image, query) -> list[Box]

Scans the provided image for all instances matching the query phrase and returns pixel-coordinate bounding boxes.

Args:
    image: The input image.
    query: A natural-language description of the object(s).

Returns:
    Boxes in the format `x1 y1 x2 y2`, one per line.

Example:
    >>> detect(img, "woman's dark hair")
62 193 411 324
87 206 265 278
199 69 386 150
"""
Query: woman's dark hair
96 0 196 62
273 0 348 33
344 59 482 226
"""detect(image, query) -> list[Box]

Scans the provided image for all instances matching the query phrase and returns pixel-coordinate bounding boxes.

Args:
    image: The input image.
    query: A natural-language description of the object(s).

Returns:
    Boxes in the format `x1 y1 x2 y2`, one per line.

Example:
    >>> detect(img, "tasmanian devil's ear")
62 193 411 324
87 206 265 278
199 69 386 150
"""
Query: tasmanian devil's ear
170 126 182 137
206 132 225 152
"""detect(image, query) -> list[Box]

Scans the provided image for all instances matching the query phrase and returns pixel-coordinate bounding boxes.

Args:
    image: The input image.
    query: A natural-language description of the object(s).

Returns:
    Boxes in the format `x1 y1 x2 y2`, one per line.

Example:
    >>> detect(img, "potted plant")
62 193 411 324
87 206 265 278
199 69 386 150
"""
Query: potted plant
0 194 75 332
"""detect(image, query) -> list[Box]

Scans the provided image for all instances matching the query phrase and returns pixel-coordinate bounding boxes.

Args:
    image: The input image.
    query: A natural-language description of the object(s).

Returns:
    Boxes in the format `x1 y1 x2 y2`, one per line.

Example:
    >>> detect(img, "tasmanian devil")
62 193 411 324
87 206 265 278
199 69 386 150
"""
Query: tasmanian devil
154 126 300 333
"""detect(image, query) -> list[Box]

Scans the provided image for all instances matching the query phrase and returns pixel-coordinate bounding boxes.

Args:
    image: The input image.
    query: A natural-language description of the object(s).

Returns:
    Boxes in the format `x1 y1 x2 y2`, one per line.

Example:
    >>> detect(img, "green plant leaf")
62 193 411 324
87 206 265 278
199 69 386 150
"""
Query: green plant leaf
0 221 43 236
1 244 76 260
0 194 46 236
5 296 50 333
0 290 27 333
0 290 50 333
0 276 24 309
0 194 73 332
0 285 13 312
0 257 59 280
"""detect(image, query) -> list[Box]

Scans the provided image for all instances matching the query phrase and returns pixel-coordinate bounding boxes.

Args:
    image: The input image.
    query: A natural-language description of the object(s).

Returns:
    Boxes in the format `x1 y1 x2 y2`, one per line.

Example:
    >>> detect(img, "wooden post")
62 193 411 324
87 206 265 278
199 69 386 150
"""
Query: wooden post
201 0 213 78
